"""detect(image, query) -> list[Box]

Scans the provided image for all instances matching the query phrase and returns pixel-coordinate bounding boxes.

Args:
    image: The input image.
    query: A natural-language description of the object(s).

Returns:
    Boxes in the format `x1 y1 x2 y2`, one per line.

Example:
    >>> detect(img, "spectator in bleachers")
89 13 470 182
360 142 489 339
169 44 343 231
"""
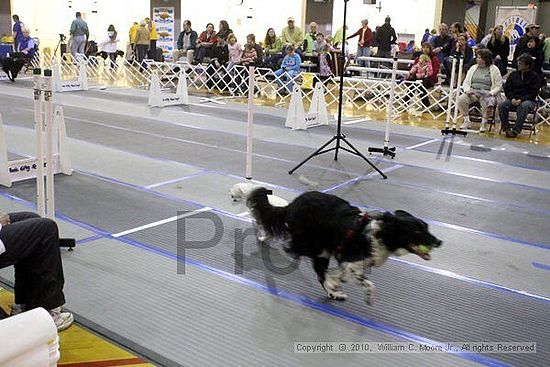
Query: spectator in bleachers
173 20 197 62
408 53 433 80
375 16 397 59
445 33 473 80
18 27 37 61
431 23 453 64
450 22 463 42
194 23 218 64
347 19 373 67
479 27 493 47
216 20 233 46
281 18 304 54
543 34 550 70
304 22 318 53
520 37 545 75
458 49 502 132
465 32 476 48
487 25 510 75
226 33 241 71
313 33 326 54
246 34 264 66
274 45 301 94
421 28 431 45
12 15 24 52
332 26 348 48
499 54 542 138
406 42 440 107
318 42 334 81
0 211 73 331
263 28 283 69
514 24 541 61
241 43 258 66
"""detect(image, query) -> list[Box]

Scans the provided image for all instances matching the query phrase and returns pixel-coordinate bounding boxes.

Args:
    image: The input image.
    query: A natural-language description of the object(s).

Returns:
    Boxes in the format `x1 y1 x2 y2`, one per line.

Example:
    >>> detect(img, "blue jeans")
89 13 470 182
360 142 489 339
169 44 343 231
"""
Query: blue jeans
356 46 371 68
498 99 537 133
274 69 299 93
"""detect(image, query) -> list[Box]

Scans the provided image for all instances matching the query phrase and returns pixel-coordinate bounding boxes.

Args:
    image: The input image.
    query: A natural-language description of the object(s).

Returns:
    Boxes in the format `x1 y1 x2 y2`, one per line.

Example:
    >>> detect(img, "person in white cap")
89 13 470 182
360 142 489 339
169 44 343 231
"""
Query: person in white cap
281 17 304 54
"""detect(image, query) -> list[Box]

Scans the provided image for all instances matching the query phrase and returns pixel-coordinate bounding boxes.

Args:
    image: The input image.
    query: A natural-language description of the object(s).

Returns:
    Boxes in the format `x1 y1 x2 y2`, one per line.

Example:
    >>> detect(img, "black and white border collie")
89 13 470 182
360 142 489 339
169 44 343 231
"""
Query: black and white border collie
246 188 442 304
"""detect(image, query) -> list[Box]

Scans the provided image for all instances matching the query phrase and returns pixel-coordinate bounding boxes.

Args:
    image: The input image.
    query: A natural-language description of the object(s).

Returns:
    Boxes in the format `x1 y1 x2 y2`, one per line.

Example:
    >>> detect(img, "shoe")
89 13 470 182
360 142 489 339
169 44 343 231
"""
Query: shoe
10 304 26 316
460 120 472 130
50 307 74 331
479 121 488 133
505 129 518 138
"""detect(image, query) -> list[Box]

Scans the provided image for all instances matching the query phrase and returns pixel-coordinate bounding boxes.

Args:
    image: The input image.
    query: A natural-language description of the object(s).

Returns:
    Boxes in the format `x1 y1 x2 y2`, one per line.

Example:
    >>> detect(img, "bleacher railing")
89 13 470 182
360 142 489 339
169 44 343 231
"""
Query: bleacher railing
28 53 550 127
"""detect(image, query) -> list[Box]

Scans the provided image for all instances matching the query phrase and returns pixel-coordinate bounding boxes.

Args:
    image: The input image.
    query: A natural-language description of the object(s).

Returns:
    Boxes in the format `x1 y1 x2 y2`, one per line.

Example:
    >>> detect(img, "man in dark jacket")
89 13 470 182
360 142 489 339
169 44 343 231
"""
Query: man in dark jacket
173 20 198 61
499 54 541 138
375 17 397 58
431 23 453 64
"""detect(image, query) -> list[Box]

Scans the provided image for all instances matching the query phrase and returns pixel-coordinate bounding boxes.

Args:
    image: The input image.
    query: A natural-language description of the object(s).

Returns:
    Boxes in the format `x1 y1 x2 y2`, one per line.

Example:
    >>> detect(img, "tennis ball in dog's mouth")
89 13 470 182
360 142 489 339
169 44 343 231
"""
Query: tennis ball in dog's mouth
418 244 431 254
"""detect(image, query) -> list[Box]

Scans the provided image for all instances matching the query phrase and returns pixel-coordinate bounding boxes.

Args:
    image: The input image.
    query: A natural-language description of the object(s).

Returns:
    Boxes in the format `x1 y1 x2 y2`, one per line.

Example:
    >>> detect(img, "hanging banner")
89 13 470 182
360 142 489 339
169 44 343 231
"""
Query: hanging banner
495 6 537 58
464 3 481 40
153 7 175 61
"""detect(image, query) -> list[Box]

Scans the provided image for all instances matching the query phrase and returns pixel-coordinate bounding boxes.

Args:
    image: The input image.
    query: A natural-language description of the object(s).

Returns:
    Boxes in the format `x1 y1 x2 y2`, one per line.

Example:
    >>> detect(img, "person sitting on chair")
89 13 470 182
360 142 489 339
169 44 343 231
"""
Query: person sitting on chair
498 54 541 138
458 49 502 132
19 27 37 61
0 211 73 331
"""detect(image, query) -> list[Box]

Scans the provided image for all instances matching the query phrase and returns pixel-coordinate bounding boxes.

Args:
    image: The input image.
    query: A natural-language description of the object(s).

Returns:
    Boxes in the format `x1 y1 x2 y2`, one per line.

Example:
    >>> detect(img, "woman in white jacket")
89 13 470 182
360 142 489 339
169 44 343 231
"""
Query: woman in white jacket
458 48 502 132
98 25 120 69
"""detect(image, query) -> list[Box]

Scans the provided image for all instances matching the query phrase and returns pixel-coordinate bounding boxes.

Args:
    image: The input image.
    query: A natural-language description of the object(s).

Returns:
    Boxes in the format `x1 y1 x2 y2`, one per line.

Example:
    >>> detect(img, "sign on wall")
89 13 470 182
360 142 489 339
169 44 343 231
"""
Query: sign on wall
495 6 537 58
153 6 175 61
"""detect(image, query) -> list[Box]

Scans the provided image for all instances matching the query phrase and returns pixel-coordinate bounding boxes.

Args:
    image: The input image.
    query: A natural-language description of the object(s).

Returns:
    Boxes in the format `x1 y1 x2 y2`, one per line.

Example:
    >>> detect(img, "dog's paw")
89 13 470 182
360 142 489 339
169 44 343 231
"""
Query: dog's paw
327 290 348 301
362 279 375 305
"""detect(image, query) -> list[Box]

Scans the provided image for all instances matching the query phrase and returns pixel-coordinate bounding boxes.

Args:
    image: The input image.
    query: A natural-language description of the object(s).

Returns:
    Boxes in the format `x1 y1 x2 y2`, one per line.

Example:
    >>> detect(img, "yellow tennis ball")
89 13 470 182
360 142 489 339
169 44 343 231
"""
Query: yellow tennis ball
418 244 431 254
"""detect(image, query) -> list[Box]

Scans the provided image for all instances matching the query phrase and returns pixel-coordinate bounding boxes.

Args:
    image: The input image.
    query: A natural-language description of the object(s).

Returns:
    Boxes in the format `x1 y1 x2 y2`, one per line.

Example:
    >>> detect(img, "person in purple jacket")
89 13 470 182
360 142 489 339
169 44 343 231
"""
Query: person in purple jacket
274 45 302 94
12 15 24 52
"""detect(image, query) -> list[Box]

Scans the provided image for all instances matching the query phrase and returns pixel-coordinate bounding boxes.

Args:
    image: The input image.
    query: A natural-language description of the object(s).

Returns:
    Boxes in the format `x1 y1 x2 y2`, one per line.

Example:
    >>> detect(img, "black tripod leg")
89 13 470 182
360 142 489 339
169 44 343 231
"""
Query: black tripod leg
289 136 337 174
341 137 388 179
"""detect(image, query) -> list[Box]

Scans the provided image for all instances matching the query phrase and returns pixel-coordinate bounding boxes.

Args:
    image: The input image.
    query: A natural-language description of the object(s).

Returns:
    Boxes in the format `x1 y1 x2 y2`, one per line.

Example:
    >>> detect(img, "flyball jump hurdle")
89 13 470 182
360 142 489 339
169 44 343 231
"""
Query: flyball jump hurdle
285 83 329 130
148 70 189 107
0 69 73 218
52 61 89 92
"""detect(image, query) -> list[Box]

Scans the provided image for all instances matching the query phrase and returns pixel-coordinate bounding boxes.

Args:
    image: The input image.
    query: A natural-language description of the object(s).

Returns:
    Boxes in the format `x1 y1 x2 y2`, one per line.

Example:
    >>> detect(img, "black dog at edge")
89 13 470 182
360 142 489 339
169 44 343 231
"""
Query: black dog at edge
247 188 442 304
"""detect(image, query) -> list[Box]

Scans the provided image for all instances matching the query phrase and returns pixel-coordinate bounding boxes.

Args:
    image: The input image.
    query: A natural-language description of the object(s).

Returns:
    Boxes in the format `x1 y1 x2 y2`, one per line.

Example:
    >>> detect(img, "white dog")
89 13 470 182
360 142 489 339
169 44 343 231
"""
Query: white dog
229 183 288 207
229 182 288 241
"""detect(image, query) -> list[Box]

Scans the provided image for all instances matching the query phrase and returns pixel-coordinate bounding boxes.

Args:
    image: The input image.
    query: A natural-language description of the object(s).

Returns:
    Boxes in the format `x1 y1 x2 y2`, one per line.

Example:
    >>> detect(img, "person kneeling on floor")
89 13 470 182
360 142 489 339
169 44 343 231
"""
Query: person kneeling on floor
498 53 542 138
0 211 73 331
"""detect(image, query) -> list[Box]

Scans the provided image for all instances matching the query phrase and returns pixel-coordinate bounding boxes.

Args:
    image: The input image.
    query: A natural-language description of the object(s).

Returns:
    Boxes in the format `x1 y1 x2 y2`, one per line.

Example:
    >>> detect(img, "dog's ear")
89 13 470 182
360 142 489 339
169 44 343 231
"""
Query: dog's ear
394 210 413 217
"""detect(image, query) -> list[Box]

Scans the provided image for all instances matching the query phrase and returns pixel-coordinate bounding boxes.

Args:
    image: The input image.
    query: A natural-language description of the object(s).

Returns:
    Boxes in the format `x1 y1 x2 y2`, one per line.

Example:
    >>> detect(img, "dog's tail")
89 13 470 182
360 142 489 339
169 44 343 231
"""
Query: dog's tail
246 187 288 237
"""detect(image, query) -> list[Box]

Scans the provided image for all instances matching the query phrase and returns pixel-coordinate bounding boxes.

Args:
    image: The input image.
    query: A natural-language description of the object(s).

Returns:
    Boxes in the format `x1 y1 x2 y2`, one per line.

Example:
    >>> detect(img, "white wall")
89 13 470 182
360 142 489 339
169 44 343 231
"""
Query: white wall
11 0 149 50
181 0 304 44
332 0 437 53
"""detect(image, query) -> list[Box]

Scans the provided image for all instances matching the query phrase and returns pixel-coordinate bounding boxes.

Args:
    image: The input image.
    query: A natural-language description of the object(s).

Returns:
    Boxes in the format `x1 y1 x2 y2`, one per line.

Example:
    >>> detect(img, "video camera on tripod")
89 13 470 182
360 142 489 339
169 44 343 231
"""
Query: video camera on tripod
54 33 67 57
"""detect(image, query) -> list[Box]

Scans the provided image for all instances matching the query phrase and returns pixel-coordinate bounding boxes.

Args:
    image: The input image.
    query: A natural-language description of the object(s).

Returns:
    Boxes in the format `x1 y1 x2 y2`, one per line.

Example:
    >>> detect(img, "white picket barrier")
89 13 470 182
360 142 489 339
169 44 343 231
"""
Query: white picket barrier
285 83 330 130
0 107 72 189
148 70 189 107
53 61 88 92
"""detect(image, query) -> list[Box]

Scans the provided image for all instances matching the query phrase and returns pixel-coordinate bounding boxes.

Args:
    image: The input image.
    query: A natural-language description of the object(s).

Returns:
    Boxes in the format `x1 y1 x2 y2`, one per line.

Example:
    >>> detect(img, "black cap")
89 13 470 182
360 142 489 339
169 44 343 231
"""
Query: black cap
33 68 41 75
44 69 52 77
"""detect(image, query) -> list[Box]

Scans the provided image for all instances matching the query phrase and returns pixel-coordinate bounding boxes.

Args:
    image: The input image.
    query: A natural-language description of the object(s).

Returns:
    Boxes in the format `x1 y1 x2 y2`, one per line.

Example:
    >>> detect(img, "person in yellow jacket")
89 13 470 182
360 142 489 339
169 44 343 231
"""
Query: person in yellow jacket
128 22 139 51
145 17 158 59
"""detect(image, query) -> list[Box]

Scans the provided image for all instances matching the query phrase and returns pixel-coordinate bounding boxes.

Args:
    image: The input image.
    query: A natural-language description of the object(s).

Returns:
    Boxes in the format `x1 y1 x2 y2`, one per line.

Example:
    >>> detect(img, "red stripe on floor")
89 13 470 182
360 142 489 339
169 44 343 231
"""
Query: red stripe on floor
58 357 145 367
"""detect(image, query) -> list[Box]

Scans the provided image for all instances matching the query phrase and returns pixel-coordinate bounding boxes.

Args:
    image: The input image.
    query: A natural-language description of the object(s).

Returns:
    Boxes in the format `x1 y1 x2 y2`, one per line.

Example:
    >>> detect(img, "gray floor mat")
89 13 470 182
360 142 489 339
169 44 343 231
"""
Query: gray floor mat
126 217 550 367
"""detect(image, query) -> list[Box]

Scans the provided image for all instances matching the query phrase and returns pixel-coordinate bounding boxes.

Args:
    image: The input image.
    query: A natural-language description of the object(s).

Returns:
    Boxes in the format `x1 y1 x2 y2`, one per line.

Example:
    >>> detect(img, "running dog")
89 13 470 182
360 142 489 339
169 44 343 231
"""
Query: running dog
246 188 442 304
